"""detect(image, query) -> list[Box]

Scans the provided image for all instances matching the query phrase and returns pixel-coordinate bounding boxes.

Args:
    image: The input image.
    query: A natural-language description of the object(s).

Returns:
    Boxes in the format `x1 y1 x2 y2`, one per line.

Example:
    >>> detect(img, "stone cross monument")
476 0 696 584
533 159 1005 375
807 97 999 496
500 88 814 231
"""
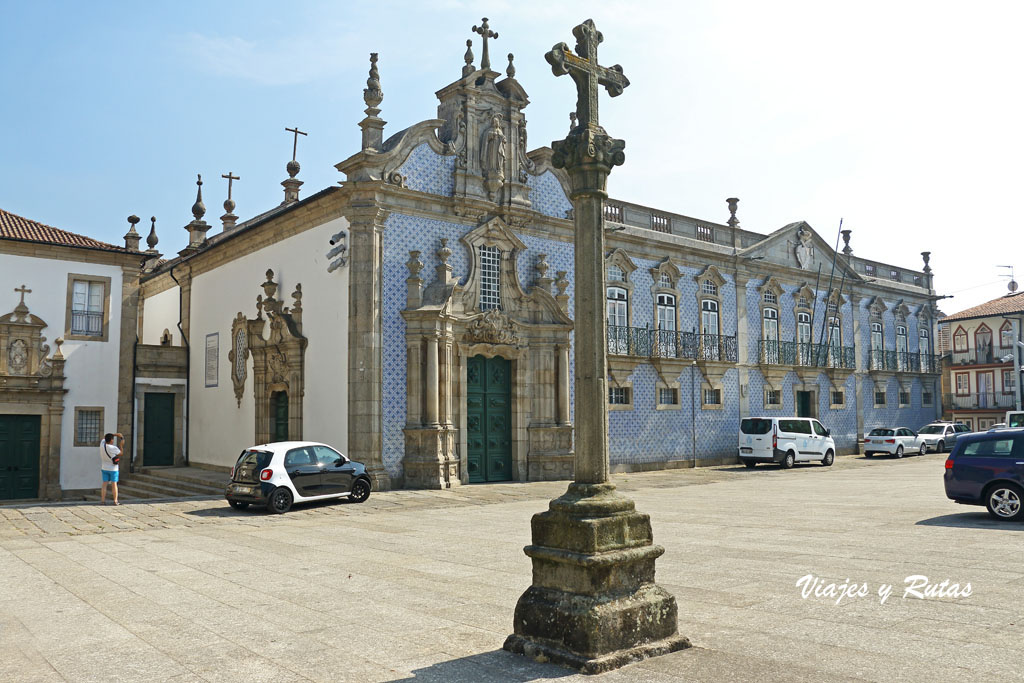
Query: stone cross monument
503 19 690 674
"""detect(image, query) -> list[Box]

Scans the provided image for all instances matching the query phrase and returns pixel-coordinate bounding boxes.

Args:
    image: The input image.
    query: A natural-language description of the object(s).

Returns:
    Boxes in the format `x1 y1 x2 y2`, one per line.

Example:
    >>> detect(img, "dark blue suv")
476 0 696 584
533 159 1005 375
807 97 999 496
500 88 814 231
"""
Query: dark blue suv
944 429 1024 521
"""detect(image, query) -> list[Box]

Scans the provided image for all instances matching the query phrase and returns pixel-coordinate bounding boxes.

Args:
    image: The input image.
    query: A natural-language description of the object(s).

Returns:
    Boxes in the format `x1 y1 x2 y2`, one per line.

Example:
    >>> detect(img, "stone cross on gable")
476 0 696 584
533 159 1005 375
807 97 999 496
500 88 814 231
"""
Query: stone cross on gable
544 18 629 130
15 284 31 305
222 172 239 199
471 17 498 70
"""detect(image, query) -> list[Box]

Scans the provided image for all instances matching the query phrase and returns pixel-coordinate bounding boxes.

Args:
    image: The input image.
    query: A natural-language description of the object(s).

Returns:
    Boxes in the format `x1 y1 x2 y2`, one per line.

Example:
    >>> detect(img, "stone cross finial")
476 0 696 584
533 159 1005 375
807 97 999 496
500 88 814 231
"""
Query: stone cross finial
191 174 206 220
14 284 31 306
221 172 240 230
545 19 629 131
472 18 498 70
283 127 307 203
222 172 239 206
463 39 475 77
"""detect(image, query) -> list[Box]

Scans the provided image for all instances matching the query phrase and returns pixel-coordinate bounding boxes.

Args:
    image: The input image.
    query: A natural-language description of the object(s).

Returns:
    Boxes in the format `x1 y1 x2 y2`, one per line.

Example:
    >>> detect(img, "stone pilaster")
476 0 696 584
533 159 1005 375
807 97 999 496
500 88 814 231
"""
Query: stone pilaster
117 263 142 473
346 202 392 490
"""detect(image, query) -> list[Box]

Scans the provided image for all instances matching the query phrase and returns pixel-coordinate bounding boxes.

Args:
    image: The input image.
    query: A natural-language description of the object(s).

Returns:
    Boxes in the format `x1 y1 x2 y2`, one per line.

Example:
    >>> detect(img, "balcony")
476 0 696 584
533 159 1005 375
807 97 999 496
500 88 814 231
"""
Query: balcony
951 348 1001 366
70 310 103 336
757 340 855 369
943 392 1018 411
869 350 941 373
608 326 738 362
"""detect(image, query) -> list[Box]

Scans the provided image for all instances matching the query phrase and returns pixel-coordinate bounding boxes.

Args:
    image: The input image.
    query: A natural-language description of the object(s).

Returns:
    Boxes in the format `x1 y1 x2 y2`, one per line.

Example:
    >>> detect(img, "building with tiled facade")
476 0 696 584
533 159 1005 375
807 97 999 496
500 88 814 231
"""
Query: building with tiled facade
1 32 944 499
938 291 1024 429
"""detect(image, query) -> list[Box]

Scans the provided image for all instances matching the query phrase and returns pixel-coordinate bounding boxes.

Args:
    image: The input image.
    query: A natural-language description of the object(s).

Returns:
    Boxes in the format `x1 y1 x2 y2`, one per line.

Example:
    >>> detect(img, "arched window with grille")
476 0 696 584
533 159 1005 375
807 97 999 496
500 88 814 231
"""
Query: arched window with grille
478 245 502 310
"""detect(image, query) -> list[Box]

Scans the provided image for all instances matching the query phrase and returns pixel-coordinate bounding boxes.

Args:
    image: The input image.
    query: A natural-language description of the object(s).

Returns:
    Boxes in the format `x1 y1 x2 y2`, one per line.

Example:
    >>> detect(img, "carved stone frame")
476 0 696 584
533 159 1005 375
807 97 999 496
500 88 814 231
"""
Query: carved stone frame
229 312 249 407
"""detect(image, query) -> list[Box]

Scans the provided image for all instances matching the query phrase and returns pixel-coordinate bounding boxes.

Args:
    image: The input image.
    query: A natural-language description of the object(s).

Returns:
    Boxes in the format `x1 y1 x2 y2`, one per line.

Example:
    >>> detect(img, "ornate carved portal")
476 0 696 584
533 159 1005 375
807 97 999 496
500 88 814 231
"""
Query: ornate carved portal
235 270 306 445
401 217 574 488
0 288 67 500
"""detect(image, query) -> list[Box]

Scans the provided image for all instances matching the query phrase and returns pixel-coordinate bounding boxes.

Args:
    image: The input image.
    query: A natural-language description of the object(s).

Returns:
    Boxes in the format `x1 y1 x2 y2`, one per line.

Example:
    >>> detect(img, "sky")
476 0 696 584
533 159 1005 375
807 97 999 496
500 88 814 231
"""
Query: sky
2 0 1022 313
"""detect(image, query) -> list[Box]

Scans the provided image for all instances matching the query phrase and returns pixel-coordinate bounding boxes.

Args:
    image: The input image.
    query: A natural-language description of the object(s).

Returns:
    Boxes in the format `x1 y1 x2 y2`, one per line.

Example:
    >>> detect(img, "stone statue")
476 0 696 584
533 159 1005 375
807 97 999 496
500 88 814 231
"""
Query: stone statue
795 227 814 270
481 114 506 198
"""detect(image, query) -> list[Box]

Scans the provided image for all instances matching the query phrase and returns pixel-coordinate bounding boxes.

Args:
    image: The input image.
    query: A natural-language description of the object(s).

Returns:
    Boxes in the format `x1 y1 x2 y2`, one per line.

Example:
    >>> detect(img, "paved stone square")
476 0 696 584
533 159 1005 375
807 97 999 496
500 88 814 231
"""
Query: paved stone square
2 453 1022 682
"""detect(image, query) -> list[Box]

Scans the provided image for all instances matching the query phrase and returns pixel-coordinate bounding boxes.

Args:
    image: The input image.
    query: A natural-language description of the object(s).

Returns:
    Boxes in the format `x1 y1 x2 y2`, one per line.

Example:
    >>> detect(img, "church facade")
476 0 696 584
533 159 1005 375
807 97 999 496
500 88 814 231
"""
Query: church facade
1 31 942 499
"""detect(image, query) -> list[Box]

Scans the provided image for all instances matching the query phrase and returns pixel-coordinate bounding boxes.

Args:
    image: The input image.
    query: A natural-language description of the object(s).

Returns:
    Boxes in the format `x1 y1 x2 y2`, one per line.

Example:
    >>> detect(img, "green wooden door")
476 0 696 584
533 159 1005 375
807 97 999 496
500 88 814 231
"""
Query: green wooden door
271 392 289 442
466 355 512 483
796 391 813 418
143 393 175 466
0 415 41 500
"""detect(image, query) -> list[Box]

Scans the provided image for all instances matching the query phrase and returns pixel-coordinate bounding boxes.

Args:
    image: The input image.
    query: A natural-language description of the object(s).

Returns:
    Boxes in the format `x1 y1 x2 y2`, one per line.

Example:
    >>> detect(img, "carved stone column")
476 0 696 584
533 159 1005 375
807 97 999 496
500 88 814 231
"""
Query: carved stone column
557 343 570 426
346 202 392 490
425 334 440 427
505 20 688 674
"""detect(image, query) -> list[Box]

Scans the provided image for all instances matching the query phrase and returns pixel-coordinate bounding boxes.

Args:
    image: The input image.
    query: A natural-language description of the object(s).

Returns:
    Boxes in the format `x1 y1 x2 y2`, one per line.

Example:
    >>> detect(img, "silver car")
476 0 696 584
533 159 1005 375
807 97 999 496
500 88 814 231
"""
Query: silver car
864 427 926 458
917 423 970 453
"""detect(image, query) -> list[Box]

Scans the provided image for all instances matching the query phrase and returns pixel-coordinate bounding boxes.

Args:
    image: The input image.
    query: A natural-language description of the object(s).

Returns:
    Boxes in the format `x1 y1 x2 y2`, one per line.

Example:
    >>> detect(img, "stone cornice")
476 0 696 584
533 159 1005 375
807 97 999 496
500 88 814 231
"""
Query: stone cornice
2 238 146 269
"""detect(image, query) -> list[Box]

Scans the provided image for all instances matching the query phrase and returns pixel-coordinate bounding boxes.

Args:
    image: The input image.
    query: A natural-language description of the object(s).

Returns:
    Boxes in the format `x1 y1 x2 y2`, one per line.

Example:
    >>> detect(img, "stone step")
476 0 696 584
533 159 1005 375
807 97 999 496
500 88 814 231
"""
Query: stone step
116 478 217 500
137 466 230 490
129 472 225 495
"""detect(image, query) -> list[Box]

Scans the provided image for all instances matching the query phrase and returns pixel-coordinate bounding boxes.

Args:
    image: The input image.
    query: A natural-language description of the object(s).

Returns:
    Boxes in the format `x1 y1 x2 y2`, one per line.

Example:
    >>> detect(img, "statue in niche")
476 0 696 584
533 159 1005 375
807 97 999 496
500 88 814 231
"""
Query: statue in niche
481 113 506 198
794 226 815 270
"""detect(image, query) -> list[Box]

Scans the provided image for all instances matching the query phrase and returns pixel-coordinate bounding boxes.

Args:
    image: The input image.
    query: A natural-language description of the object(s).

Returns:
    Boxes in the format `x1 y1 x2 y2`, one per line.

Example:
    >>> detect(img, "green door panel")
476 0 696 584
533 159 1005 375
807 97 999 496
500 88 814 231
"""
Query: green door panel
272 392 289 442
143 393 175 466
0 415 41 500
466 355 512 483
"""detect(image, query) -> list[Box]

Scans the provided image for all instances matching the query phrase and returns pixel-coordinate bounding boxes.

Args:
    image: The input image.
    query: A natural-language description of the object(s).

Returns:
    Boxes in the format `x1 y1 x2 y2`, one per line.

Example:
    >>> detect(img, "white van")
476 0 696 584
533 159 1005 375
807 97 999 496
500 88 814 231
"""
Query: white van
738 417 836 469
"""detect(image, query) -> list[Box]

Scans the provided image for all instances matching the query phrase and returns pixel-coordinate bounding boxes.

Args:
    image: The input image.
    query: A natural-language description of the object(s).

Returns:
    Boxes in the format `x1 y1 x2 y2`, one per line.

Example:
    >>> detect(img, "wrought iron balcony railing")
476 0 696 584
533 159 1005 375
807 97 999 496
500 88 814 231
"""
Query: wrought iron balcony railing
943 392 1018 411
757 340 856 369
951 349 1002 366
607 326 737 363
869 350 941 373
70 310 103 336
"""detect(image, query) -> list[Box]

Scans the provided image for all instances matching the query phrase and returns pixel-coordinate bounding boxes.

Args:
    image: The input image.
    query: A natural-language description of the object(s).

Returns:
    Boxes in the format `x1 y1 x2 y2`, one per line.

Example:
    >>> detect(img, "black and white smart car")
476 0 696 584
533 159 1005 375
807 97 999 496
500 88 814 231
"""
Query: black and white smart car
225 441 371 513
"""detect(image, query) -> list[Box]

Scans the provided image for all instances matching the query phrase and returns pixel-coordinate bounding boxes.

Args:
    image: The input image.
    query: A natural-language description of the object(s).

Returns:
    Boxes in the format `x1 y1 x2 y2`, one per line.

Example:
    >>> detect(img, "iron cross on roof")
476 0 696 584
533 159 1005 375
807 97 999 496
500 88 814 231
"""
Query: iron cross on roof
545 19 629 131
285 126 307 161
471 17 498 70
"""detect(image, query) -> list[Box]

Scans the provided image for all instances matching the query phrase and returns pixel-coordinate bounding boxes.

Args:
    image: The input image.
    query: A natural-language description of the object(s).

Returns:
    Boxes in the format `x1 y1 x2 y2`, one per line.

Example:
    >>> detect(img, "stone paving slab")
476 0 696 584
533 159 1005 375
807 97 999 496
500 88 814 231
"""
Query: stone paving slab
1 453 1022 681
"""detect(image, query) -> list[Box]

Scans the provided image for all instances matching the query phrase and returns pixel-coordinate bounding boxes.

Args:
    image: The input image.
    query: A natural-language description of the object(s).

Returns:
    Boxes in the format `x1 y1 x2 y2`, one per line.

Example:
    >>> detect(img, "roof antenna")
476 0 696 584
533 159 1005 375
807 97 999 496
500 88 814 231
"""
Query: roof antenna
998 265 1018 293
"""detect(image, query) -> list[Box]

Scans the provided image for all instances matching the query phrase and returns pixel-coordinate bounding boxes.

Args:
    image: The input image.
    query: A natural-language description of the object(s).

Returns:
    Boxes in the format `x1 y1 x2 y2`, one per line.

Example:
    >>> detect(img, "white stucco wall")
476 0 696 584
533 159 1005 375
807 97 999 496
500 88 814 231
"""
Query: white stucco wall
187 217 349 468
142 286 181 345
2 253 124 490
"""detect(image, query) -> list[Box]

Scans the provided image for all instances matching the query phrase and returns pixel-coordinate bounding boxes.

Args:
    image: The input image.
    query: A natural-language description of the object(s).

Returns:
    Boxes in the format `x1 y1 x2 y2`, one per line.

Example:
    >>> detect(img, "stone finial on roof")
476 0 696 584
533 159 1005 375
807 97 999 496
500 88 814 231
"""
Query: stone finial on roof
472 17 498 70
282 127 307 204
726 198 739 228
462 39 475 77
506 53 516 79
124 214 141 252
360 53 387 152
191 174 206 220
146 216 159 252
841 229 853 256
921 251 931 273
221 172 240 231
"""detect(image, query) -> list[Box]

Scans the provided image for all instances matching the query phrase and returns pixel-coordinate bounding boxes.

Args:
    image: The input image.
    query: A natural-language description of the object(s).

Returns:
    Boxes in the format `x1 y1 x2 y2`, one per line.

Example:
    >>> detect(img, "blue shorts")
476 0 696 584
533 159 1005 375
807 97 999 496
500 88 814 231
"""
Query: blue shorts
101 470 119 483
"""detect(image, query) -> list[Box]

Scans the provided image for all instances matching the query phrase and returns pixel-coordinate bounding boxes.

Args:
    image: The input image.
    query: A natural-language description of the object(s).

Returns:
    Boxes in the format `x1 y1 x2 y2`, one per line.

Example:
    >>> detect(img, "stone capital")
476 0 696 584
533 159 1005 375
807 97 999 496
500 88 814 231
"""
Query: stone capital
551 128 625 196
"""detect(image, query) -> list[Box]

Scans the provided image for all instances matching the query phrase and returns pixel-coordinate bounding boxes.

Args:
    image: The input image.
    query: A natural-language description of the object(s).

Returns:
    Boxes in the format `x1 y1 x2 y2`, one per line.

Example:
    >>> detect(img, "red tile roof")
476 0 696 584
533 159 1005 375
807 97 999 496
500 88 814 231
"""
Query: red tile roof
0 208 125 252
943 291 1024 322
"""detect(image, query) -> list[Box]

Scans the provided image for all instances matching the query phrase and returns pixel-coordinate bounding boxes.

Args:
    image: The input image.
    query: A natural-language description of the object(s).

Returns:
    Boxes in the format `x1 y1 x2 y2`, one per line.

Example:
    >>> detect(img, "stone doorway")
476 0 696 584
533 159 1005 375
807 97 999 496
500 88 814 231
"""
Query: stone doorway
466 355 512 483
142 393 175 466
0 415 41 500
796 390 816 418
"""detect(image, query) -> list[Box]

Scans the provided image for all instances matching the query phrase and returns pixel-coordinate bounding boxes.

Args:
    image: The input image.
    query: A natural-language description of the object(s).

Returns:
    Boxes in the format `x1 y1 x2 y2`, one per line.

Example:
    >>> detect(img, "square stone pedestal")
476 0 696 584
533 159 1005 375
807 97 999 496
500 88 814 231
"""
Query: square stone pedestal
503 482 690 674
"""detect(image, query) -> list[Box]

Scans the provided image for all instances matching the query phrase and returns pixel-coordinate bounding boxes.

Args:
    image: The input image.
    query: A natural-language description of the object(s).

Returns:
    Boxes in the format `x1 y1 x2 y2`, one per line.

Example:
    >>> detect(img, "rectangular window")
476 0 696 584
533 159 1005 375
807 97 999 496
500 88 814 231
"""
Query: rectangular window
74 407 104 447
865 263 876 275
70 281 104 336
874 390 887 406
696 224 714 242
478 245 502 310
703 388 721 405
651 214 670 233
1004 369 1017 392
890 269 900 281
658 388 678 405
922 389 933 406
1001 325 1015 348
609 386 631 405
205 333 219 387
955 373 970 395
765 389 780 406
899 390 910 406
831 390 845 407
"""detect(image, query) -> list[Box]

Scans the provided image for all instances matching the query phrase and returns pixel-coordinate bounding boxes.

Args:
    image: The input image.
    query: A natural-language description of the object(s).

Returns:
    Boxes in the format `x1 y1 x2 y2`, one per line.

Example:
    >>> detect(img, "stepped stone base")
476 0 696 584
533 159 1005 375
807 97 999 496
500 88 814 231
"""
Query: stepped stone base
504 482 690 674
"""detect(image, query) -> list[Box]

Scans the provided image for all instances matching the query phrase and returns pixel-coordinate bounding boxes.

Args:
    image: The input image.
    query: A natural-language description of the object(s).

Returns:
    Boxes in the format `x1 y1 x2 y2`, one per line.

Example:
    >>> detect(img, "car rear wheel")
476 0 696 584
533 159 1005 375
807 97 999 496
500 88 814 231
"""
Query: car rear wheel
937 440 945 452
349 478 371 503
781 451 795 469
229 500 249 510
985 483 1024 521
268 487 293 514
822 450 834 467
919 442 928 455
895 445 904 459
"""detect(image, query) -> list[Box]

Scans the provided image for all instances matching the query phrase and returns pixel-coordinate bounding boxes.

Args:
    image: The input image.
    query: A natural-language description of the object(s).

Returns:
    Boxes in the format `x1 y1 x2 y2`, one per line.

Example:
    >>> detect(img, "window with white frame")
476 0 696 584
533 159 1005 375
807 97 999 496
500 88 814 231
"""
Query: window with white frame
658 272 673 288
701 300 720 337
871 322 884 351
955 373 970 395
763 308 779 342
607 264 624 282
607 287 628 327
827 300 838 316
71 280 104 337
478 245 502 310
763 291 777 305
953 327 967 352
1004 369 1016 392
609 386 631 405
1000 322 1014 348
656 293 676 332
828 316 842 350
658 387 679 405
701 279 718 296
919 326 931 353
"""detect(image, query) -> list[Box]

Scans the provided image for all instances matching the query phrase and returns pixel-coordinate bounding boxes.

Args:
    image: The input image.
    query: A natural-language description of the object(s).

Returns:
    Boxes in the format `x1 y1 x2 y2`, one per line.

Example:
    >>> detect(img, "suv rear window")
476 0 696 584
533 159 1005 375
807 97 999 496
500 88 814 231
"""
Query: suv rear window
961 438 1017 457
869 428 894 436
779 419 811 434
741 418 772 435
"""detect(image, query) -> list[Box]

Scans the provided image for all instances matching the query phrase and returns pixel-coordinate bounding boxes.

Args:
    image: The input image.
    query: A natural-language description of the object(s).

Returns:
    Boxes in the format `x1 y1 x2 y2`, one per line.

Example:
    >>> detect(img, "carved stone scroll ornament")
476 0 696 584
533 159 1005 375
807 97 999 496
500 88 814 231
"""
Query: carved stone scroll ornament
466 308 520 345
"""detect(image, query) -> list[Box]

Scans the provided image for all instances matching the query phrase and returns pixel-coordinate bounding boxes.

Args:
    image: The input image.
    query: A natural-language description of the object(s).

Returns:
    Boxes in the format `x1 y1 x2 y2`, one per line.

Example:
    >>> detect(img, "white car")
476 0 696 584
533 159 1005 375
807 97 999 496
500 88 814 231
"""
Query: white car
864 427 926 458
224 441 372 513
